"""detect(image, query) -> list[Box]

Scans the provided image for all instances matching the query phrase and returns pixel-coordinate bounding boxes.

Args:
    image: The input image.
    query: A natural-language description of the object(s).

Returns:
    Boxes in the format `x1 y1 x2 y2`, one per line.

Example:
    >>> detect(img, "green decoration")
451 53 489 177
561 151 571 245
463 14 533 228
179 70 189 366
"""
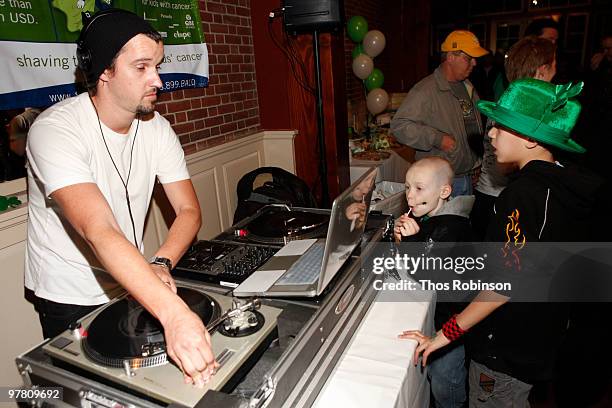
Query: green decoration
365 68 384 91
347 16 368 43
0 195 22 212
352 43 365 59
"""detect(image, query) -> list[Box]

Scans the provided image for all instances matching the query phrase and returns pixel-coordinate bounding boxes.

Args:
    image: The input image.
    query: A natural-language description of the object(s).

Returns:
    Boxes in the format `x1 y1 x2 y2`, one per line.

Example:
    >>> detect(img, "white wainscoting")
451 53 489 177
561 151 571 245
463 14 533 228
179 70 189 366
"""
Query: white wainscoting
0 130 296 391
142 130 296 257
0 178 38 392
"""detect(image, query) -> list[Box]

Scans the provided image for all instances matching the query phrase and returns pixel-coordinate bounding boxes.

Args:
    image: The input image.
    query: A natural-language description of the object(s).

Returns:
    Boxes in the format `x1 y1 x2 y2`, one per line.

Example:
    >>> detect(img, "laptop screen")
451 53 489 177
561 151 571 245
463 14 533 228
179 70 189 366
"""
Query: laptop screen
318 167 378 293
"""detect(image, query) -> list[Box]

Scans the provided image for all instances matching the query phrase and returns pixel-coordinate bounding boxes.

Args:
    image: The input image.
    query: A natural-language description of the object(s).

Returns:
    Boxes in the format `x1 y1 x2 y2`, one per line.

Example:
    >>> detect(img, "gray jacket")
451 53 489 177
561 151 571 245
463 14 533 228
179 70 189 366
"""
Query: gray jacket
390 66 483 175
434 194 475 218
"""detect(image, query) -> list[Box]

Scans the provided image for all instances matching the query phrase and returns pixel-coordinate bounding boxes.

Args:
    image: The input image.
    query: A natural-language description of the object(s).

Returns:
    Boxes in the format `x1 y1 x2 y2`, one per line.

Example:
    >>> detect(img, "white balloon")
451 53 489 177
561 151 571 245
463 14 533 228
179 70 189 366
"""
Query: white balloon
352 54 374 80
363 30 386 58
367 88 389 115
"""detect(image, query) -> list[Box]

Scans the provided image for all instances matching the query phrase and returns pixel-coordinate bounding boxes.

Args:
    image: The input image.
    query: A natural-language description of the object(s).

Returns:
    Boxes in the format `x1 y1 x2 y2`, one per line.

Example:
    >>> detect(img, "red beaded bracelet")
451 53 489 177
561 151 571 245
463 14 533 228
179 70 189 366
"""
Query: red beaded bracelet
442 314 467 342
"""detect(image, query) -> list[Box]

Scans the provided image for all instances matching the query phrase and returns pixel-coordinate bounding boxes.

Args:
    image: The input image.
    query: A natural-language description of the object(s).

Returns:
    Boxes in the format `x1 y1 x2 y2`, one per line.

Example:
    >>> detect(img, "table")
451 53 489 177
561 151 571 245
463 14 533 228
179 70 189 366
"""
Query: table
350 148 412 184
314 281 435 408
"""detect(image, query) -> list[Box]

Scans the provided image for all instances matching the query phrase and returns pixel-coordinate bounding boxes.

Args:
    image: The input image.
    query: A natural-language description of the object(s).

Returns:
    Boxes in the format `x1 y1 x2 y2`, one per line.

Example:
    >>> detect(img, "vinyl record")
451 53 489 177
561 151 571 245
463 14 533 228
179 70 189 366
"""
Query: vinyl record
247 209 328 244
83 287 220 368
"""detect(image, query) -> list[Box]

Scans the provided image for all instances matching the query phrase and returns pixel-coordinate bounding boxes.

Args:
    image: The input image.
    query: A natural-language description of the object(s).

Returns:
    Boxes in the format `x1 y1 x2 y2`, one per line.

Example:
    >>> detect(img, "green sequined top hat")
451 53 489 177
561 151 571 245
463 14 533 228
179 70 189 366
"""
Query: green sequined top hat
477 78 586 153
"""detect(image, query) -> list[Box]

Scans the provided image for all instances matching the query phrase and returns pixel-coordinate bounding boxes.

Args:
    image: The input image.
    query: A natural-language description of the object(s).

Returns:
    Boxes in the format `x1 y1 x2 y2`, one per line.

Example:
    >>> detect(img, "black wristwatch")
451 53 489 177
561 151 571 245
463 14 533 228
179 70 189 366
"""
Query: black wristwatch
149 256 173 271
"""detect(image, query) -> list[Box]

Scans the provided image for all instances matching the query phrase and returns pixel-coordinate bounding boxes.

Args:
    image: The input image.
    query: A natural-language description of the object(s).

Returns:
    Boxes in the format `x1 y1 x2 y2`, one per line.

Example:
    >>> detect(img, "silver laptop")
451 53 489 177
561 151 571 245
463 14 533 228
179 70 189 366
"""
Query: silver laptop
233 167 378 297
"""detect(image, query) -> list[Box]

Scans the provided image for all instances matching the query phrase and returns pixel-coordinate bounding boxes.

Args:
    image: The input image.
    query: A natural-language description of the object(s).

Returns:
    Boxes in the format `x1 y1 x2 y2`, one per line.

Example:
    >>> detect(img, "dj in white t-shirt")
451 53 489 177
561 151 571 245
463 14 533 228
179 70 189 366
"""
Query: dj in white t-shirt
25 8 218 388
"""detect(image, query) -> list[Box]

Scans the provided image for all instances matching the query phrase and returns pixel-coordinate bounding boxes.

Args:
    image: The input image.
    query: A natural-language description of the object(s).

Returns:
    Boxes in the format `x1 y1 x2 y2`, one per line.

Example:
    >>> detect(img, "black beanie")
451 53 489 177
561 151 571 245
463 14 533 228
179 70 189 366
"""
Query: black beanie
78 9 159 83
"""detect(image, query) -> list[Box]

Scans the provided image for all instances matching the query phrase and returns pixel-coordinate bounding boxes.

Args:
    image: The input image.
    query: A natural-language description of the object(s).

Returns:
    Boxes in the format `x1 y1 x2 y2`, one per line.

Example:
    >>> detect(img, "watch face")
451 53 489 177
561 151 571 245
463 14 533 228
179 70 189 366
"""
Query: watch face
151 257 172 270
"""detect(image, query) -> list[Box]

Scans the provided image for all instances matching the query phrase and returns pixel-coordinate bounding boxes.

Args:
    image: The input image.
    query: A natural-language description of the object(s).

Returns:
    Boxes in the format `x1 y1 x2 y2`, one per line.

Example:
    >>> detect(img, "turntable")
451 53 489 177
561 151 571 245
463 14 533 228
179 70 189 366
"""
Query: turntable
41 285 281 407
214 204 331 246
242 206 329 244
213 204 389 258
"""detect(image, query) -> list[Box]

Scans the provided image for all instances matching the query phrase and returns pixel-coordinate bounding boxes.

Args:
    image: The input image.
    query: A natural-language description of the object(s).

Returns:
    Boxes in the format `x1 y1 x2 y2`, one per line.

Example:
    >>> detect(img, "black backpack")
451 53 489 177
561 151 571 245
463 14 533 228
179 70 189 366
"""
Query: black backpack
233 167 317 224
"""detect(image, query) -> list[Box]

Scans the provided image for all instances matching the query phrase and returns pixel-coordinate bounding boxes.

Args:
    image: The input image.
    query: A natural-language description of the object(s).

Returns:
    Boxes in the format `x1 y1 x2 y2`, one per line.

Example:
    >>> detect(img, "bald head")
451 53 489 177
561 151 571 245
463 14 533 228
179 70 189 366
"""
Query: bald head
409 157 454 187
404 157 454 217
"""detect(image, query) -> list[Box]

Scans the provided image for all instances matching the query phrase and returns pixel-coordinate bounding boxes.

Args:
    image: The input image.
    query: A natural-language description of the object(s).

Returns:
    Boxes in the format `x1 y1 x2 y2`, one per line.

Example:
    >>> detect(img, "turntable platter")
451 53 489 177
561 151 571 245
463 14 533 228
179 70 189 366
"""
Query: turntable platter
83 287 220 368
40 285 282 407
247 209 329 243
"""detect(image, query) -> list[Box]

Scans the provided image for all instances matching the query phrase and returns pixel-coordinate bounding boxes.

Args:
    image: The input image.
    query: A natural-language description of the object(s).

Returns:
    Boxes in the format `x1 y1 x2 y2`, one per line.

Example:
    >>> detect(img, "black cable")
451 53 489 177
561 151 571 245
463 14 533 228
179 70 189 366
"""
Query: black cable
283 28 314 90
79 22 139 247
90 97 140 247
268 20 313 94
286 38 316 94
283 30 316 93
267 14 315 95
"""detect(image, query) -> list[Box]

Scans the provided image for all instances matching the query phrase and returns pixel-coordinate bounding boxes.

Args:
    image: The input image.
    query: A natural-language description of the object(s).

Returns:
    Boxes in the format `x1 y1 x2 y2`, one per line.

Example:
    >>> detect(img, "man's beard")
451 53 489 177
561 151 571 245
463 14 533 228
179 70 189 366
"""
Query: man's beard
136 88 159 115
136 102 155 115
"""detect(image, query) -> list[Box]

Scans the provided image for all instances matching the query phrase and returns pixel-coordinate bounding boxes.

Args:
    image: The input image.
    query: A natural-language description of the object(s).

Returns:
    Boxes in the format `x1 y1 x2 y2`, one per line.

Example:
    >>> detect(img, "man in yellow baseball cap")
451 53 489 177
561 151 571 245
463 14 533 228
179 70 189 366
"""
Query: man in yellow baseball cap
392 29 488 202
441 30 489 58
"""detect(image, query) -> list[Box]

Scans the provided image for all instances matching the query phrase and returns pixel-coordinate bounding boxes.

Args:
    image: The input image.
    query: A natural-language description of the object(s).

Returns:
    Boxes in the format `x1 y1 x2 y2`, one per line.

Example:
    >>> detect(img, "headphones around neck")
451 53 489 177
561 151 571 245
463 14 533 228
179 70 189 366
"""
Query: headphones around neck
76 8 132 73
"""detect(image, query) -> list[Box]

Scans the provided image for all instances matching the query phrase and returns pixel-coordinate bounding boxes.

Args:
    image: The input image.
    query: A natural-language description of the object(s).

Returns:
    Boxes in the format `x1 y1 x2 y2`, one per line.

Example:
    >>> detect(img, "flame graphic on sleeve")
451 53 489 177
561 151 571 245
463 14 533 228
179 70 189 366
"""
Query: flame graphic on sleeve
502 209 526 270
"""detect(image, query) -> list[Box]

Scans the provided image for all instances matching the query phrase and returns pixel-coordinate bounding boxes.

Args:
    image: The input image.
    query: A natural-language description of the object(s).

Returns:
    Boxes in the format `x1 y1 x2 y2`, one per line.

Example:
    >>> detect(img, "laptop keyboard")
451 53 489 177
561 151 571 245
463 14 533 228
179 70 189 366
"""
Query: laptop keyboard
276 243 325 285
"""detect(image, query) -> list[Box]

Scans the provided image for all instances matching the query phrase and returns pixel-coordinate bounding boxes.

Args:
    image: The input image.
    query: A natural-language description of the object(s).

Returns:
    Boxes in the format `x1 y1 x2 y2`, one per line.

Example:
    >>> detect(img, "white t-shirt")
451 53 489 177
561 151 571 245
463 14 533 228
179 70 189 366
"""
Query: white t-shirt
25 93 190 305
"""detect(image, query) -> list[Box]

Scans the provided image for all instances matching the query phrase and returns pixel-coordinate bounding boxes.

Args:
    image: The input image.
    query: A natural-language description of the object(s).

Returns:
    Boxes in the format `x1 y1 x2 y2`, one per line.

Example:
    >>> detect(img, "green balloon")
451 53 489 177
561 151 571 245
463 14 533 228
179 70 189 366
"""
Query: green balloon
347 16 368 42
365 68 384 91
351 43 364 59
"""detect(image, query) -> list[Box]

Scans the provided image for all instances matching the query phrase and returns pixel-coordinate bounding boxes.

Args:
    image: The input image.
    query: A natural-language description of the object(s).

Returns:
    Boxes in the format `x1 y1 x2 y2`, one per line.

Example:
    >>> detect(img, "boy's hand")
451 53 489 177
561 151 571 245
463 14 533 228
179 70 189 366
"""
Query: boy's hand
440 134 456 152
345 202 367 230
398 329 450 366
394 214 420 241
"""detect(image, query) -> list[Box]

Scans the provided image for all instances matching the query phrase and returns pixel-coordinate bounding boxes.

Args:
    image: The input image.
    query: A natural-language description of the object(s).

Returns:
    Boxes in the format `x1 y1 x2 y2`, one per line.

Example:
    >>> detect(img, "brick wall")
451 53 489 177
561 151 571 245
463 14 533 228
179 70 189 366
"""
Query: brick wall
155 0 261 156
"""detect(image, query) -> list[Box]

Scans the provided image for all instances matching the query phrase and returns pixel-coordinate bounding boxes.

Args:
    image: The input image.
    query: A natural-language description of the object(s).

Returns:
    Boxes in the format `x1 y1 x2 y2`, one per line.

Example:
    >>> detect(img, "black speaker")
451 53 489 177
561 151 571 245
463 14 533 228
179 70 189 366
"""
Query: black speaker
282 0 344 34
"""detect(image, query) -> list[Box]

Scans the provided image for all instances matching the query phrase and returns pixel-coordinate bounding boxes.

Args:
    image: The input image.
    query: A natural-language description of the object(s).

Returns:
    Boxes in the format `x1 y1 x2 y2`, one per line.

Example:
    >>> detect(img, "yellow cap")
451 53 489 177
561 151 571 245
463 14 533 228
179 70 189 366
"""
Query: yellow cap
441 30 488 58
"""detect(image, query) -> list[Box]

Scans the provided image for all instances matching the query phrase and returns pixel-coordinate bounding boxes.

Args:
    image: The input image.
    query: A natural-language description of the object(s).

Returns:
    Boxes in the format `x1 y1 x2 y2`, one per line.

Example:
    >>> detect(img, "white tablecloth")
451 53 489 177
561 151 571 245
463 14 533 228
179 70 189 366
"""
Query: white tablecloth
314 285 435 408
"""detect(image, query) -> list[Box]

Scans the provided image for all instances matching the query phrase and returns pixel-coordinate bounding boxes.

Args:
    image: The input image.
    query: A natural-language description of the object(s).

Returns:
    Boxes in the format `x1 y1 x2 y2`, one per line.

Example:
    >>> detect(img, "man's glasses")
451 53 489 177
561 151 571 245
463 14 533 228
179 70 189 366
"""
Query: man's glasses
459 52 474 64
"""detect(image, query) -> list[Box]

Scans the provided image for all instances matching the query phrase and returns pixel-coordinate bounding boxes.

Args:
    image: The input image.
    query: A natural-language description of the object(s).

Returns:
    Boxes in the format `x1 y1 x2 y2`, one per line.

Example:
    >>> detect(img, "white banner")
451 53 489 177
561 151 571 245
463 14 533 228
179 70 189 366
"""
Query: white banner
0 41 208 109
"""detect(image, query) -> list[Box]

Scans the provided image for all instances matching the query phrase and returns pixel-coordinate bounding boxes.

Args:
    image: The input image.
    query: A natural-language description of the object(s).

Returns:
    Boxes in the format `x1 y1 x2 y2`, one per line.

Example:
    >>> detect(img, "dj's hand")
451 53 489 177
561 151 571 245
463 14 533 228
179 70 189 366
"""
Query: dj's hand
150 263 177 294
394 214 419 241
163 308 219 388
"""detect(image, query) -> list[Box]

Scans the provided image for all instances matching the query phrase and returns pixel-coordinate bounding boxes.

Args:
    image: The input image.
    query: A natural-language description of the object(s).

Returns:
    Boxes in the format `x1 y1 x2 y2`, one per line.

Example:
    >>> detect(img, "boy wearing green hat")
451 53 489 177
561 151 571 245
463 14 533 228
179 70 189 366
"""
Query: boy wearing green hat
399 78 604 405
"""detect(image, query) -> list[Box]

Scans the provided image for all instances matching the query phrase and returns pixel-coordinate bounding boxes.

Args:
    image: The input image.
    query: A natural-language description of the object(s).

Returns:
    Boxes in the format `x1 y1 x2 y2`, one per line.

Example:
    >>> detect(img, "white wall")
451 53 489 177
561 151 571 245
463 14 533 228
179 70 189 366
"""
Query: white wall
142 130 297 255
0 178 40 392
0 130 296 391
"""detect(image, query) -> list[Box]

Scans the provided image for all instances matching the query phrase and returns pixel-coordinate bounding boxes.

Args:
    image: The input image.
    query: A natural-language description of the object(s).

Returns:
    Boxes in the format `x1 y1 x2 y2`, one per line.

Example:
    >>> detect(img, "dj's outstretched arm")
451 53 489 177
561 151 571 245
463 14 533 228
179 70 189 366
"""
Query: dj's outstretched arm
51 183 218 387
148 179 201 294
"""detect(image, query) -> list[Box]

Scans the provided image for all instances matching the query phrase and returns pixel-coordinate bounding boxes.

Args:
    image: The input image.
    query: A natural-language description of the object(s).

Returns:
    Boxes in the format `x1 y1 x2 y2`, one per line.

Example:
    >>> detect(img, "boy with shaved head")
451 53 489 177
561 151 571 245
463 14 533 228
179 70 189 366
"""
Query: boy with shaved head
395 157 473 242
395 156 475 408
